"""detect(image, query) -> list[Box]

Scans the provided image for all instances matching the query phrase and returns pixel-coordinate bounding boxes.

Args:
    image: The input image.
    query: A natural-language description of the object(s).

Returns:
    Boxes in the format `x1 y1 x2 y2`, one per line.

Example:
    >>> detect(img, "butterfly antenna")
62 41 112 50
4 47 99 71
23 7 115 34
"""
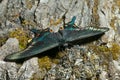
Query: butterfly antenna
62 10 68 27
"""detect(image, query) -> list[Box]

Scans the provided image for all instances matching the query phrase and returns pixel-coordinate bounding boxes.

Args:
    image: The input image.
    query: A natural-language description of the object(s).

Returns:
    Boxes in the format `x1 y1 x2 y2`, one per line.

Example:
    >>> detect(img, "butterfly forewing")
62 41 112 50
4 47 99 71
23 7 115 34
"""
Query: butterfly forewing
5 32 62 60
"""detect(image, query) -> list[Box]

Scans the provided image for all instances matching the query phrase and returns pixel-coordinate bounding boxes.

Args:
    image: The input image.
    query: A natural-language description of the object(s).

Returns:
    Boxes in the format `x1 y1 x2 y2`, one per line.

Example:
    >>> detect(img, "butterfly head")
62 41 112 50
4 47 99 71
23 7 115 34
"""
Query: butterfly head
49 25 63 33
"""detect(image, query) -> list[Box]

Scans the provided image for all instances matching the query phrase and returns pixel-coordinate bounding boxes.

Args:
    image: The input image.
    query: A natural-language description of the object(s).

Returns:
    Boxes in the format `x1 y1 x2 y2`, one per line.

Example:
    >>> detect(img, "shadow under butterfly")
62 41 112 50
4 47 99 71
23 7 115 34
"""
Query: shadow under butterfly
4 16 109 61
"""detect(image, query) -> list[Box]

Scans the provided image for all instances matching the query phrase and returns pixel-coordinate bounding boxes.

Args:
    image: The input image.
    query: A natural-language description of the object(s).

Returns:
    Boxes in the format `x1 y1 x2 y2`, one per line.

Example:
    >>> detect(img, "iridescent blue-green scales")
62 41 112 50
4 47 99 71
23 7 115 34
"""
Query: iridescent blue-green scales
5 16 109 61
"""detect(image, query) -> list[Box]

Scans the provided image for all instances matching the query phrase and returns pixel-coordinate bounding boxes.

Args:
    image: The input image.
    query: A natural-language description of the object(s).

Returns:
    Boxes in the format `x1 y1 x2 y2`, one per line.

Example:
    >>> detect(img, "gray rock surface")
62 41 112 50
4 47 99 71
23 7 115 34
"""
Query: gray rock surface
0 38 40 80
44 46 120 80
0 0 120 80
0 38 19 60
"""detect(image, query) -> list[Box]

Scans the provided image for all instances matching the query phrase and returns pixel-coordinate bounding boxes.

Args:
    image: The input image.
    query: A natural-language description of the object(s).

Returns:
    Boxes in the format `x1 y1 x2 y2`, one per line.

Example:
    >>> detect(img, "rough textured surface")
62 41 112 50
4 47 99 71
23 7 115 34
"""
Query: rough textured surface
0 0 120 80
0 38 41 80
0 38 19 60
44 45 120 80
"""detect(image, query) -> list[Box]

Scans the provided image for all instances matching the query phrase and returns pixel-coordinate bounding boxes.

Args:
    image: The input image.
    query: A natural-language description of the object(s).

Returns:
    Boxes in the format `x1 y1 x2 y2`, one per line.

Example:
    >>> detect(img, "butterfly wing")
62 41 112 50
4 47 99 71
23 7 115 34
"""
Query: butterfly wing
60 26 109 43
5 32 62 61
61 16 109 43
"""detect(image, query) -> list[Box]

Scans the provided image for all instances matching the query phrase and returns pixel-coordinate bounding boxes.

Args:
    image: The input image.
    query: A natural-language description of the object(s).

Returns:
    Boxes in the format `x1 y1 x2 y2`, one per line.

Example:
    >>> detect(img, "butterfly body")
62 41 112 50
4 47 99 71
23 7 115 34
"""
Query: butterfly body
5 16 109 61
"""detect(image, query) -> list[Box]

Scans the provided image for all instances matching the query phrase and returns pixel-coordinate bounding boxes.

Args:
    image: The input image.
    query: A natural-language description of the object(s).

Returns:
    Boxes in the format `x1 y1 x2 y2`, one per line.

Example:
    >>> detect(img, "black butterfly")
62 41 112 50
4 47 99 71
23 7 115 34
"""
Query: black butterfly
4 16 109 61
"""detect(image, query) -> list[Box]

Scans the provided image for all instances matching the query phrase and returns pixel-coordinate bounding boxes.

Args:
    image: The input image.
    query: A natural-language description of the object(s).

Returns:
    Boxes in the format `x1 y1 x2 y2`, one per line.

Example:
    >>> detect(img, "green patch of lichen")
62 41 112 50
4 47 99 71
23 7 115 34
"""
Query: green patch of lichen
110 17 116 31
34 52 62 79
38 55 60 70
0 37 8 46
89 42 120 60
109 43 120 60
38 56 52 70
9 28 30 50
26 0 35 10
97 43 120 60
38 51 65 70
31 73 43 80
111 0 120 30
22 20 36 27
88 42 120 72
91 0 100 27
114 0 120 8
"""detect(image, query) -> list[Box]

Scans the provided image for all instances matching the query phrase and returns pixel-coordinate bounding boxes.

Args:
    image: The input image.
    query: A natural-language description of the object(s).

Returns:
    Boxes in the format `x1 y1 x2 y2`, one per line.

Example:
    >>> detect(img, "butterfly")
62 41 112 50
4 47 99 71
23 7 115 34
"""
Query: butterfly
4 16 109 61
